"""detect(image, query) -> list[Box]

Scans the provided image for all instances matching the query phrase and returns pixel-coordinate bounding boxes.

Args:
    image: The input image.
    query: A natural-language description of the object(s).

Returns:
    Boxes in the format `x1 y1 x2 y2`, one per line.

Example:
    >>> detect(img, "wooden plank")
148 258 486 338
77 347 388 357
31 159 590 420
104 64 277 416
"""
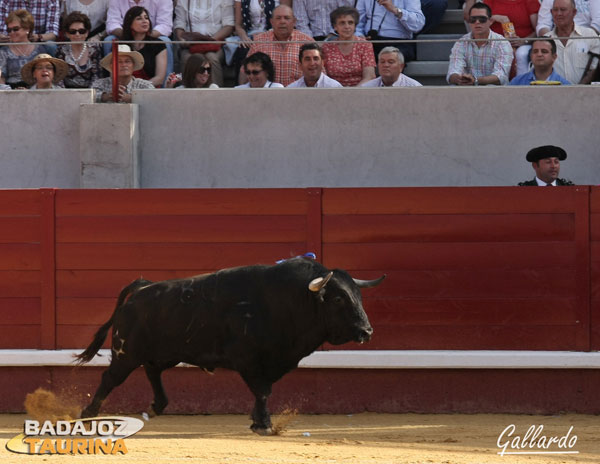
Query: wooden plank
56 215 306 243
56 189 309 216
0 244 41 270
351 325 581 350
0 190 41 216
573 187 591 351
0 271 41 297
56 270 210 298
324 214 574 243
56 242 308 270
342 269 576 298
0 326 41 349
0 298 41 324
0 217 40 243
323 187 582 215
591 187 600 213
40 189 56 349
306 188 323 259
57 326 110 349
362 297 577 325
323 242 576 270
57 298 118 325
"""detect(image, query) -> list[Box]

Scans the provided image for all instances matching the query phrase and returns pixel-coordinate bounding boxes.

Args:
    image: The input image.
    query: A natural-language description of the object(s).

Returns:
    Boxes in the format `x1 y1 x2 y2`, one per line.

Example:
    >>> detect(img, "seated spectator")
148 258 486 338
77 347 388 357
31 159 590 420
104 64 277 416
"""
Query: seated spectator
166 54 219 88
246 5 314 86
225 0 291 75
104 0 173 80
92 44 154 102
509 38 571 84
0 69 10 88
122 6 167 88
537 0 599 36
287 42 343 87
174 0 234 88
322 6 376 86
0 10 48 88
62 0 109 41
294 0 354 40
235 51 284 87
55 12 103 88
20 53 68 89
518 145 573 186
447 2 513 85
356 0 425 62
464 0 539 76
0 0 60 44
548 0 599 84
361 46 422 86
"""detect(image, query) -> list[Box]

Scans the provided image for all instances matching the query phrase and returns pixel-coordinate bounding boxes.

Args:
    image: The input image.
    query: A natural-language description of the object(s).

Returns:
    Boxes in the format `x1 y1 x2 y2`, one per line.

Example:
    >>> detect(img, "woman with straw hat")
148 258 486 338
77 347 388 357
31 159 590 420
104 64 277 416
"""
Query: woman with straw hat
21 53 68 89
91 43 154 102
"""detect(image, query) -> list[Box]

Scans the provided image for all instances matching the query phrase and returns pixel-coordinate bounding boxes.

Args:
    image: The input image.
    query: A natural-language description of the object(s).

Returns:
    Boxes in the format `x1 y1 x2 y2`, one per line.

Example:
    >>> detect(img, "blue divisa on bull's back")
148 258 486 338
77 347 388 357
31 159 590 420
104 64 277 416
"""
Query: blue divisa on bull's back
75 257 385 435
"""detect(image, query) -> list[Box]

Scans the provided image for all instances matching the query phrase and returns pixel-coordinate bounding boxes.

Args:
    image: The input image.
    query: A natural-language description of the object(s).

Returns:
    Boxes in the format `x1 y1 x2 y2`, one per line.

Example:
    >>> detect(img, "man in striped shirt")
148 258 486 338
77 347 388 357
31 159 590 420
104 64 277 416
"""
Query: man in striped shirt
446 2 513 85
247 5 314 86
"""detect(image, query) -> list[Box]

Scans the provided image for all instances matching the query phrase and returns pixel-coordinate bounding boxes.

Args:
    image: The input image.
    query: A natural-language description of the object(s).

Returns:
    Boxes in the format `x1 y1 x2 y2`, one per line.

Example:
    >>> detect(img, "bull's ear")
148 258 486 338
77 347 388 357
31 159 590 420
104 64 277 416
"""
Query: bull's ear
308 272 333 292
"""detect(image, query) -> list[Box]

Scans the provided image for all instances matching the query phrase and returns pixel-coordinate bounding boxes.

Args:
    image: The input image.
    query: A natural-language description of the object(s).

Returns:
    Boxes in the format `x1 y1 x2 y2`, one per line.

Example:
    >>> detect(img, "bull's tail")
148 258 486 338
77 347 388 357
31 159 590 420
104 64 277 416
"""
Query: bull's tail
74 278 152 364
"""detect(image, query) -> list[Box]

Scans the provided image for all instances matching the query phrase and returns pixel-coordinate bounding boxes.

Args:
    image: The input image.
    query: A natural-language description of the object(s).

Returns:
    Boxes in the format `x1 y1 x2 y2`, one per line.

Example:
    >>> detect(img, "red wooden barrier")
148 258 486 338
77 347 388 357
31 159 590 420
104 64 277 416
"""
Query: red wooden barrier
0 187 597 352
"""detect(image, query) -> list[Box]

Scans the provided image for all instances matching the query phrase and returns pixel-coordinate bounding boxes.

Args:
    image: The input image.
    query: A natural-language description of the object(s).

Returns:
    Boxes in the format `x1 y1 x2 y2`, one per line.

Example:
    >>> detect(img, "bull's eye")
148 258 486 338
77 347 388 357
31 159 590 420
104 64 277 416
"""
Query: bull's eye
333 296 344 305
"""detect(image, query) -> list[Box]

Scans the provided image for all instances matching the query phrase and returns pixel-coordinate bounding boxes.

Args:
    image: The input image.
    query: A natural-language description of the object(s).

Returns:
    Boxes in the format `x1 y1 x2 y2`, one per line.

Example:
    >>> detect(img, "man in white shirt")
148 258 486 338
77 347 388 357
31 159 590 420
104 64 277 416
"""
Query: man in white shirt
287 43 343 87
548 0 600 84
361 46 422 86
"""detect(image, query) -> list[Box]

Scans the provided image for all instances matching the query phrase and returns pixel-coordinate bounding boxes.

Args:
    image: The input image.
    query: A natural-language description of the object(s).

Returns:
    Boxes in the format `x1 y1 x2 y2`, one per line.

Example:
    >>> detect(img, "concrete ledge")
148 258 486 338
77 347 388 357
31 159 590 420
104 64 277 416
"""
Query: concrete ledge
2 350 600 369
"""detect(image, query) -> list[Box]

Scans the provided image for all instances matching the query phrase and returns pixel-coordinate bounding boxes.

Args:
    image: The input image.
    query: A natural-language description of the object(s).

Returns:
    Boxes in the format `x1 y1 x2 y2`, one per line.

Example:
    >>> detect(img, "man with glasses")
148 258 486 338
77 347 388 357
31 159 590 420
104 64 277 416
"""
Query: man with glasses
446 2 513 85
235 52 284 88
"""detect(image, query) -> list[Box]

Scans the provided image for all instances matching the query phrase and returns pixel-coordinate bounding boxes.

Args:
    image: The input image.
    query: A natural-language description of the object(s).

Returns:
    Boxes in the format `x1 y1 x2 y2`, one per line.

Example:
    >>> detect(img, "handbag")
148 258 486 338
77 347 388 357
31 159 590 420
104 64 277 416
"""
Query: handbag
189 43 222 54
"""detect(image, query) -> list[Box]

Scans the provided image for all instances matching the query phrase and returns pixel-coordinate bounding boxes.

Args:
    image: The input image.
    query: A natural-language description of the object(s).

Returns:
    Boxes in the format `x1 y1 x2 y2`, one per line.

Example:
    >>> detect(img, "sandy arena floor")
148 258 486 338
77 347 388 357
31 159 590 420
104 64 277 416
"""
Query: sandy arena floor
1 412 599 464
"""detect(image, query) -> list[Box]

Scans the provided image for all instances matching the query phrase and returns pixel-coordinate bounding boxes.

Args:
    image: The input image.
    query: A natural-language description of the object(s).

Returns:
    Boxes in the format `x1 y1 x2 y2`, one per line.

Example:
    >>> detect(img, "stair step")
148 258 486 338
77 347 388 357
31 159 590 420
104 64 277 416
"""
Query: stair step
440 9 464 23
404 60 449 77
416 33 462 61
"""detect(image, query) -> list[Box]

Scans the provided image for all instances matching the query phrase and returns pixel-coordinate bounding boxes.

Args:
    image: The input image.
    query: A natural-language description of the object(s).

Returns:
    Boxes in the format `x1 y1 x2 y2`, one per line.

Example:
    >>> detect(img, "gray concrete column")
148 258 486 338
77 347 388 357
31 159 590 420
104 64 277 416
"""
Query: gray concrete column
79 103 140 188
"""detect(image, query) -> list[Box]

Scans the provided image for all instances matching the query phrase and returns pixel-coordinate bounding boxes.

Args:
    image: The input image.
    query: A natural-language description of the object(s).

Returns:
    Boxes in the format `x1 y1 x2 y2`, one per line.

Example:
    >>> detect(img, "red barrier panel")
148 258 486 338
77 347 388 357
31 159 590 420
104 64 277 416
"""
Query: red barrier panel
0 187 597 351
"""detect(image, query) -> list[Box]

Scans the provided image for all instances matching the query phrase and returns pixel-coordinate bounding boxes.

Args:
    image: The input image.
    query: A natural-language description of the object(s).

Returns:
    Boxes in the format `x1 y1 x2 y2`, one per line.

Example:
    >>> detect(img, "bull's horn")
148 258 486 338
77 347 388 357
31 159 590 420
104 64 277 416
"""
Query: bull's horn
308 272 333 292
353 275 386 288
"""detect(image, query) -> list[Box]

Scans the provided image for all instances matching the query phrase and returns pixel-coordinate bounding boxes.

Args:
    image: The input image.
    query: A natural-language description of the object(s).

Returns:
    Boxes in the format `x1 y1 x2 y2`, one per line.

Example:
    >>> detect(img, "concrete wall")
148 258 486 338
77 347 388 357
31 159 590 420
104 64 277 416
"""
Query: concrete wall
0 90 93 188
0 87 598 188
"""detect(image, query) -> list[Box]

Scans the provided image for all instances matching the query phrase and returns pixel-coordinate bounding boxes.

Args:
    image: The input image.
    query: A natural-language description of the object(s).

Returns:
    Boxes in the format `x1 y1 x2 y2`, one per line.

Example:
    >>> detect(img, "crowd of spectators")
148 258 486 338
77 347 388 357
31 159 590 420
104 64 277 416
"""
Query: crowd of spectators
0 0 598 94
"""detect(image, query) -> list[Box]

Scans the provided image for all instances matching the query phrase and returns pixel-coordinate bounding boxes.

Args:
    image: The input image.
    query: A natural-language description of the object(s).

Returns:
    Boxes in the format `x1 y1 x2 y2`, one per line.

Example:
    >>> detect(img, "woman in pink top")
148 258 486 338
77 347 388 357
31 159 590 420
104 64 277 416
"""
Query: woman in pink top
322 6 376 87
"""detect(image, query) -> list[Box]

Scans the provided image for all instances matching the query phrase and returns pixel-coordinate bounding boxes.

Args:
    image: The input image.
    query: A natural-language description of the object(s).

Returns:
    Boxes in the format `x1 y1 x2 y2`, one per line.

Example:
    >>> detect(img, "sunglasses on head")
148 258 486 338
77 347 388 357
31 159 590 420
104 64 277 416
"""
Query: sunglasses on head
68 28 88 35
197 66 211 74
245 69 263 75
7 26 22 33
468 15 489 23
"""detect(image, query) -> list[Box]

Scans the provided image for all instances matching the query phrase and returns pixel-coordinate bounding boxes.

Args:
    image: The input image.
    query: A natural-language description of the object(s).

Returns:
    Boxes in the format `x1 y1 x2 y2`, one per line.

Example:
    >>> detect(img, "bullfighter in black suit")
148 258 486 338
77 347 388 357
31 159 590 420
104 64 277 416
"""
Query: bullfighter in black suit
518 145 574 186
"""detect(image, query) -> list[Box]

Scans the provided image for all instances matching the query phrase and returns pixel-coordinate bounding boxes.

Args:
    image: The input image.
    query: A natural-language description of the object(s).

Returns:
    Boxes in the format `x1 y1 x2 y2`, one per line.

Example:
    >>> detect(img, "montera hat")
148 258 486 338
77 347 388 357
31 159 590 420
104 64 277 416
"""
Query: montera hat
526 145 567 162
100 44 145 72
21 54 69 85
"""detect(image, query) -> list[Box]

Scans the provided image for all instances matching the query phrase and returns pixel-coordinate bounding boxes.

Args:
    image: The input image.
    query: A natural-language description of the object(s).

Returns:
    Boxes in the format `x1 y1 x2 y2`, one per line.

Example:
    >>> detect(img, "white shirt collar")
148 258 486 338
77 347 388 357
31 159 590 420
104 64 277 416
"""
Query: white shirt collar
536 177 556 186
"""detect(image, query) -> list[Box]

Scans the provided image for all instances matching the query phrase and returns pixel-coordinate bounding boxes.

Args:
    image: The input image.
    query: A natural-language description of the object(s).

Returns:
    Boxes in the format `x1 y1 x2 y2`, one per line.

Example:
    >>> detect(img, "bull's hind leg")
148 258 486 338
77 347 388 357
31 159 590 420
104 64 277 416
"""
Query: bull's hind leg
242 375 273 435
81 359 140 418
143 364 172 416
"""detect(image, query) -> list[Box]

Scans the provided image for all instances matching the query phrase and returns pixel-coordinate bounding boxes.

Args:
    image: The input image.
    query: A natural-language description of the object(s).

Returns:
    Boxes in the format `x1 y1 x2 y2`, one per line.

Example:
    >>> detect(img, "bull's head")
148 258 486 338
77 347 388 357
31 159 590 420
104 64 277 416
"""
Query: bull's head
308 271 385 345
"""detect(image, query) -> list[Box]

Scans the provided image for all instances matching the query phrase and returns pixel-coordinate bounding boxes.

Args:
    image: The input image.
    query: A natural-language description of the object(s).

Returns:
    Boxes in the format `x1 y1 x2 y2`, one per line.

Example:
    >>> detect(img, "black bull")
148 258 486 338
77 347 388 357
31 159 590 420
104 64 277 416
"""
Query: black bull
76 258 385 434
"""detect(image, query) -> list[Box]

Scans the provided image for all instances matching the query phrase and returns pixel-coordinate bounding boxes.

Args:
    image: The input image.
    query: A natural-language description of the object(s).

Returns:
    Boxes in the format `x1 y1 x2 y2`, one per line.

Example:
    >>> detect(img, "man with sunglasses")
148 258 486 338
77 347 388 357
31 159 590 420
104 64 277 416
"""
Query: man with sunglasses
447 2 513 85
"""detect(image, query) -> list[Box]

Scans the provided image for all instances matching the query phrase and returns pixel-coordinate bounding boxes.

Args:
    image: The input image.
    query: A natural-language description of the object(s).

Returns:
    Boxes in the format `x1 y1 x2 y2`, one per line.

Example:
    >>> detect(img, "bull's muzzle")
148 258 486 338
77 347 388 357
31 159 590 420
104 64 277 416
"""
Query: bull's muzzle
357 326 373 344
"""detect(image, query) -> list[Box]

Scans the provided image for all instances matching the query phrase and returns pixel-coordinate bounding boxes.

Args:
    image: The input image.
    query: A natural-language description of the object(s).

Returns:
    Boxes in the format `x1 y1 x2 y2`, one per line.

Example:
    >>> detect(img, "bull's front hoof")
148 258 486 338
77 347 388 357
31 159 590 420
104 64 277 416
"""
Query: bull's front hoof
250 425 273 436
